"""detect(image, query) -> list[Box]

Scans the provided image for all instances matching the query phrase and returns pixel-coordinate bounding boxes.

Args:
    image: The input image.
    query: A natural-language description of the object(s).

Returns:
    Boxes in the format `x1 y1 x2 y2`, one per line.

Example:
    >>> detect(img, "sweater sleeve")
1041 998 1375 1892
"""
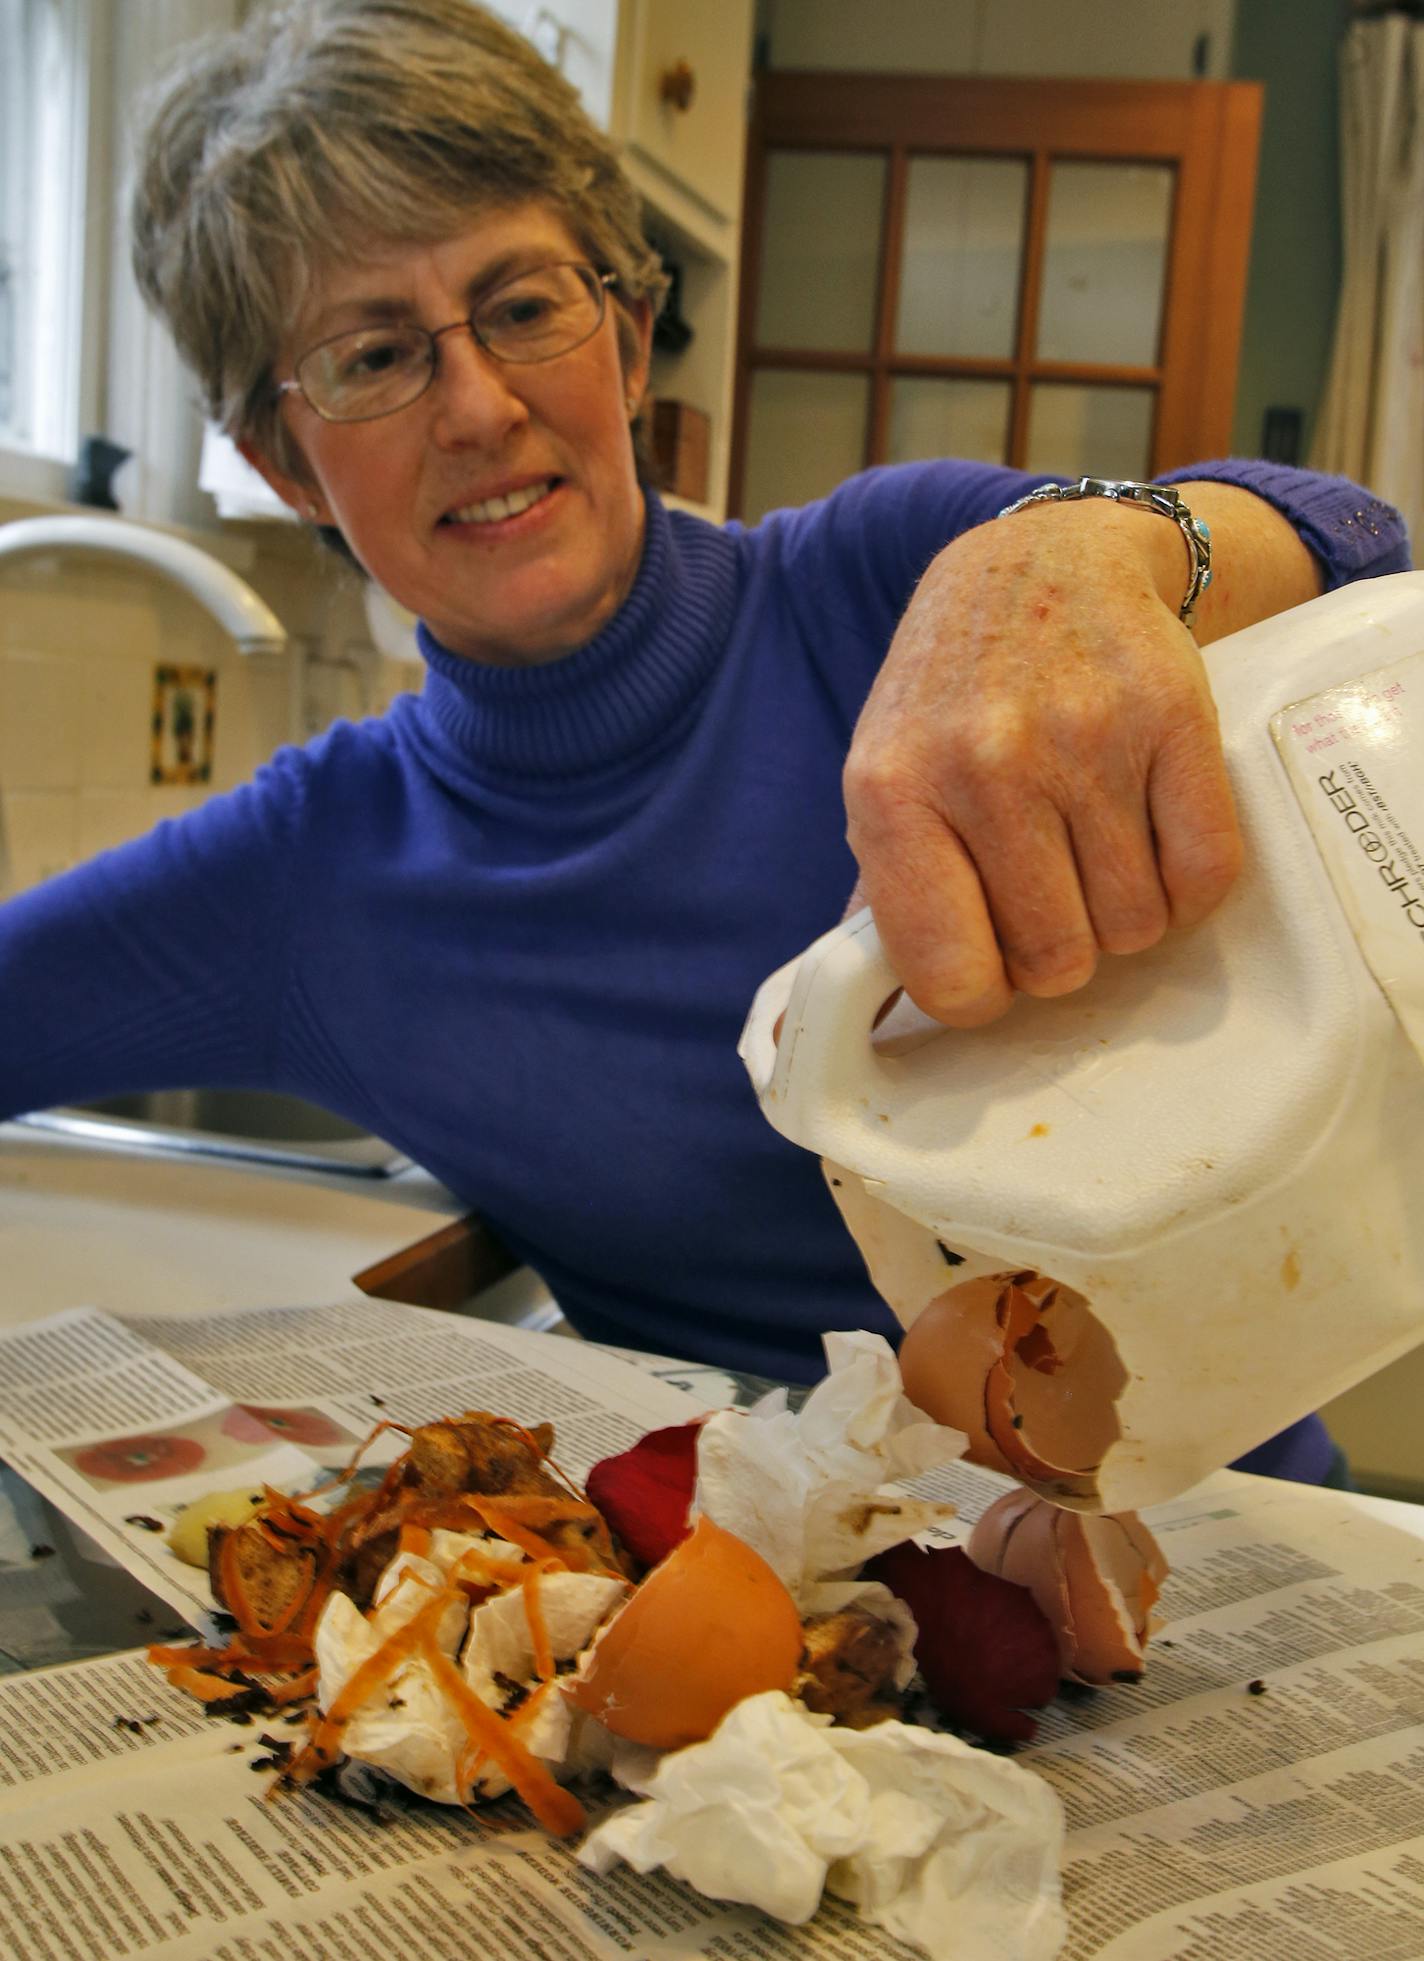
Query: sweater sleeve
0 751 308 1121
764 460 1058 643
1156 458 1412 589
761 457 1410 686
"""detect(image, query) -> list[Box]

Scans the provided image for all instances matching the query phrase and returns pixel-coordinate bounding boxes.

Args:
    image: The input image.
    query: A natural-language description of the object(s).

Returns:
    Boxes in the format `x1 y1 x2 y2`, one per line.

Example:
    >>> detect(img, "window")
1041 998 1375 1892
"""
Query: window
0 0 245 518
0 0 99 485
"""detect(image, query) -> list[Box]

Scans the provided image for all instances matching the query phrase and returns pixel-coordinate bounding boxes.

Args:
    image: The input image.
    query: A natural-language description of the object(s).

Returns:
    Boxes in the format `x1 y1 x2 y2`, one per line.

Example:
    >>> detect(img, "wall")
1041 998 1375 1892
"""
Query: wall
0 502 419 900
1229 0 1352 458
761 0 1238 78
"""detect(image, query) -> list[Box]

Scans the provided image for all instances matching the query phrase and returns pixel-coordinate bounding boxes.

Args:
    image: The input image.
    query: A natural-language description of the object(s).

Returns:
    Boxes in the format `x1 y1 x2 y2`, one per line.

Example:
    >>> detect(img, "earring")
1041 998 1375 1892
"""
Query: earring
305 499 322 518
626 397 639 417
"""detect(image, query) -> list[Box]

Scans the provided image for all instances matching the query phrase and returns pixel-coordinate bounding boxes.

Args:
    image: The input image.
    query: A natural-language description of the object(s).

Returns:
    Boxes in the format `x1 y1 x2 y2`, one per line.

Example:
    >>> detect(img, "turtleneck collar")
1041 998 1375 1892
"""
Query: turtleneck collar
411 492 741 783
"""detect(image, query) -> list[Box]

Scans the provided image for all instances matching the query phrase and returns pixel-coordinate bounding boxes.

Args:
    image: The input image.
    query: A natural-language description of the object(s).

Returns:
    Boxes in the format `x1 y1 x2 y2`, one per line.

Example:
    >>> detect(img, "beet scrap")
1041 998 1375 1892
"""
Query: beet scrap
585 1421 702 1569
866 1541 1059 1743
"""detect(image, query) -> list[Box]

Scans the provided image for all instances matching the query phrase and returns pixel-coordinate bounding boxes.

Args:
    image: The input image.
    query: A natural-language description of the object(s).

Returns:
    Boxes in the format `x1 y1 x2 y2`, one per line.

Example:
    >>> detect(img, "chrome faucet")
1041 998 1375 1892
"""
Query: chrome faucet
0 513 287 654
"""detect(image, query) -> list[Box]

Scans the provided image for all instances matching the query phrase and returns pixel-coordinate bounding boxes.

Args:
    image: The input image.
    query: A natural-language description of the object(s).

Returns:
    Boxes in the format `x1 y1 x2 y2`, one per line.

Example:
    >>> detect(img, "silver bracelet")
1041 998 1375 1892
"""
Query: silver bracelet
997 476 1214 629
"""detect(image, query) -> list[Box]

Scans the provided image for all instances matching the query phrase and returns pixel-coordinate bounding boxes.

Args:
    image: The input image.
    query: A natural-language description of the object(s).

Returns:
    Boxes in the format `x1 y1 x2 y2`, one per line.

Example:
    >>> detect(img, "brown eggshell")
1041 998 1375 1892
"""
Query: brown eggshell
898 1278 1013 1474
973 1492 1077 1667
984 1284 1065 1480
1056 1515 1146 1681
1081 1513 1169 1643
1003 1289 1127 1486
966 1486 1040 1578
561 1514 803 1750
968 1492 1168 1685
1119 1513 1170 1624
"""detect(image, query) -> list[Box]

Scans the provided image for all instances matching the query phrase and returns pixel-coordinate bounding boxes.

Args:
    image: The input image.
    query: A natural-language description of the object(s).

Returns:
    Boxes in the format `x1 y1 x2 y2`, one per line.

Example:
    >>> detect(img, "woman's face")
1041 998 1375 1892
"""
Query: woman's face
246 205 652 667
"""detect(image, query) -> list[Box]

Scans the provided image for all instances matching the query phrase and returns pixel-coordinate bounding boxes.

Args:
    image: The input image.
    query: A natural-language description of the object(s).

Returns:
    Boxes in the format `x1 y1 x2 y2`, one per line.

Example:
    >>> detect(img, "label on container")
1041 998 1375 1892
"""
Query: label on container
1270 649 1424 1067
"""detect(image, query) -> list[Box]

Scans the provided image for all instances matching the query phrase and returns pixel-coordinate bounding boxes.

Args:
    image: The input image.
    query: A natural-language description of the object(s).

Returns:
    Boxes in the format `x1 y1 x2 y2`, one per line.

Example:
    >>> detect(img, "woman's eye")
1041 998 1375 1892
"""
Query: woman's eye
487 294 554 333
349 341 409 378
338 337 421 382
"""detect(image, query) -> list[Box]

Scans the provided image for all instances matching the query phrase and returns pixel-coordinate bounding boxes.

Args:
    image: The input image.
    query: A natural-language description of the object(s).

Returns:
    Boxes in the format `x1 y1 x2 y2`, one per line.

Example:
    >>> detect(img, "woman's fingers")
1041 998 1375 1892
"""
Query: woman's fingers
1064 784 1172 958
845 687 1231 1022
849 779 1122 1024
1148 725 1245 929
840 498 1260 1025
847 797 1014 1026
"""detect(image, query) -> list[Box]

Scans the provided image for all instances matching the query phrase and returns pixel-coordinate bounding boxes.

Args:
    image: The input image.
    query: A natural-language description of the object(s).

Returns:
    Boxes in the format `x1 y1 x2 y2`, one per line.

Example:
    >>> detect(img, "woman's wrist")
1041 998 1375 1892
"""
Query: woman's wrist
938 495 1193 622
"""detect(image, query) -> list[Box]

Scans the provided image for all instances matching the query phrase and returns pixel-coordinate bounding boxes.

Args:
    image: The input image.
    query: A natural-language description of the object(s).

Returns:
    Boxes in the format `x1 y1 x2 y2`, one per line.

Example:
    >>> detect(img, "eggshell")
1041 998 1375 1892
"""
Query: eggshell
998 1287 1127 1491
971 1493 1077 1668
968 1491 1168 1685
897 1277 1014 1474
562 1515 803 1750
984 1283 1062 1478
904 1270 1127 1499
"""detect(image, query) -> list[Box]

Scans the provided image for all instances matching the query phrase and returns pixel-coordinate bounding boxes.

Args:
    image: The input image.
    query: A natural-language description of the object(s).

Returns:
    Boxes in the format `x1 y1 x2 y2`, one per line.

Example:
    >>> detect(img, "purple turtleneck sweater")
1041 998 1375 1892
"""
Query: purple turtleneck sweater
0 461 1409 1480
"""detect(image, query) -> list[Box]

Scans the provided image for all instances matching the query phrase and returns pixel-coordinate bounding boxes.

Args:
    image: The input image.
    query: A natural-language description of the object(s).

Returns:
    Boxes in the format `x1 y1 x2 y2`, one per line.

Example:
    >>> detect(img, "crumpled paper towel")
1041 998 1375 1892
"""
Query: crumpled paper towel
694 1329 970 1609
579 1689 1066 1961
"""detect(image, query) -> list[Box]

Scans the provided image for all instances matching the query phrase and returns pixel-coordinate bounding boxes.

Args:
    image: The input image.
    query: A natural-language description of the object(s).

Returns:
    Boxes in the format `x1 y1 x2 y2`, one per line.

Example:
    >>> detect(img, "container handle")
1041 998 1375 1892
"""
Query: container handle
739 909 905 1138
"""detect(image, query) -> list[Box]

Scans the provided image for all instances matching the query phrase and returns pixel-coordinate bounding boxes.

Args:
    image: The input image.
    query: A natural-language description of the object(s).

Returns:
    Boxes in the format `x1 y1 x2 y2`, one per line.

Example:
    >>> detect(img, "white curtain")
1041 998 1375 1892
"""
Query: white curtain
1310 13 1424 559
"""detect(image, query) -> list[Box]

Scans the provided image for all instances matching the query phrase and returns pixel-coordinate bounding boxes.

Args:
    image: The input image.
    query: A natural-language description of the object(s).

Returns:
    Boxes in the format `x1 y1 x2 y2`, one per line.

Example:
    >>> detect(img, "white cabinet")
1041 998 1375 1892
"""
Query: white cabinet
488 0 754 519
617 0 752 226
616 0 754 519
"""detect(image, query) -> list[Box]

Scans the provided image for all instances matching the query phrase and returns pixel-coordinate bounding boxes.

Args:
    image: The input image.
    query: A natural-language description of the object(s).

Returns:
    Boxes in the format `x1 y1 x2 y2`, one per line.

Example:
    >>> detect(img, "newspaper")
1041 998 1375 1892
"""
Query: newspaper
0 1301 1422 1959
0 1300 720 1631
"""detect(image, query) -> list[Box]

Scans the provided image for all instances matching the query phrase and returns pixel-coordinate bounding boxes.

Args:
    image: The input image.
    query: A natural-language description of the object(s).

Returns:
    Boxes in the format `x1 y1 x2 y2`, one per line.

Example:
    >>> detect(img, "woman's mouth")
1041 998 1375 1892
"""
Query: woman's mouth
441 478 558 527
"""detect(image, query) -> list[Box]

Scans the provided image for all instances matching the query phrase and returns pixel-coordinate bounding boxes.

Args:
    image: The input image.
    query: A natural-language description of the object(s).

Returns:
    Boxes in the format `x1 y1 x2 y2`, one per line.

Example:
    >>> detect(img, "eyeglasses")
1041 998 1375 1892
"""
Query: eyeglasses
275 262 618 424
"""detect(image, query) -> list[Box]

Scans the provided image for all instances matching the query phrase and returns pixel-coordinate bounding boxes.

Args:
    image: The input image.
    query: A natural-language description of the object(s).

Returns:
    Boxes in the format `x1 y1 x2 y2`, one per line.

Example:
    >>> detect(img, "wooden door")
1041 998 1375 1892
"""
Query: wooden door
731 73 1262 521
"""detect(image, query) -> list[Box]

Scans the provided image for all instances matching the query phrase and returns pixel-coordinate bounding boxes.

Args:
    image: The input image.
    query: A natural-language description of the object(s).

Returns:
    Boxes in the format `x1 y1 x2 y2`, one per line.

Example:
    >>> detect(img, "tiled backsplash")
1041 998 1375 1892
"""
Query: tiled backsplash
0 498 421 898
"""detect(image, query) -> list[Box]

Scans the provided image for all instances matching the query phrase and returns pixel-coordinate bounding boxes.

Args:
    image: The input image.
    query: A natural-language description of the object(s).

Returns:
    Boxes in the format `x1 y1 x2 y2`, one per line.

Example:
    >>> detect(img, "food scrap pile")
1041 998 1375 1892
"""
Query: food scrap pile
148 1330 1167 1958
152 1411 637 1832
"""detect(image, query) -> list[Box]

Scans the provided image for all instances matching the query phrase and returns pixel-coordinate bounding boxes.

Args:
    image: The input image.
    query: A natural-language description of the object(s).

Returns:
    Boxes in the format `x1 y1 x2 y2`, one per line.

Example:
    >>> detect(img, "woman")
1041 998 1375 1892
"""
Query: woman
1 0 1408 1484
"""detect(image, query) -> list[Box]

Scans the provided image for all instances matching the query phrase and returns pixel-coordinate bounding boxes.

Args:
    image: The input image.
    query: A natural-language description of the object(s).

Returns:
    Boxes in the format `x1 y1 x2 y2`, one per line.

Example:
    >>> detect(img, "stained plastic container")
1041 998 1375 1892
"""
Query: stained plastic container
741 572 1424 1511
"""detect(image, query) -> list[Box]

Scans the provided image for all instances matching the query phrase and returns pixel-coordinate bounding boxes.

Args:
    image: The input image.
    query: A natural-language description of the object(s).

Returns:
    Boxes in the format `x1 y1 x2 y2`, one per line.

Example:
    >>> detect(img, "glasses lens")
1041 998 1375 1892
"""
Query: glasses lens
299 325 434 421
476 264 605 364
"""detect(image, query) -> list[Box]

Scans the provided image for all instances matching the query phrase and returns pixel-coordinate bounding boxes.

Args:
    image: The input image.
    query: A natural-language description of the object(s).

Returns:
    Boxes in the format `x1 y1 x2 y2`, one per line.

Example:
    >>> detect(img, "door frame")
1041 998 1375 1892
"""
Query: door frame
730 72 1263 514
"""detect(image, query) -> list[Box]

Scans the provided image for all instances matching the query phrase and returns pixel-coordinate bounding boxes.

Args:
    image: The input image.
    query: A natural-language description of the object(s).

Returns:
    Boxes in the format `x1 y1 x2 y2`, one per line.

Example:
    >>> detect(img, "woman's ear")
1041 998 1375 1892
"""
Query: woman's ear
623 298 654 417
236 437 332 525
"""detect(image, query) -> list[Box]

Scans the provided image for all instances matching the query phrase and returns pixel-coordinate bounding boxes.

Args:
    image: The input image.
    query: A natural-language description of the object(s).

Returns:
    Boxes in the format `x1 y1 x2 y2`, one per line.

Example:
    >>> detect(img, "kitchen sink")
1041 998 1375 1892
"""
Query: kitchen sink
15 1088 410 1178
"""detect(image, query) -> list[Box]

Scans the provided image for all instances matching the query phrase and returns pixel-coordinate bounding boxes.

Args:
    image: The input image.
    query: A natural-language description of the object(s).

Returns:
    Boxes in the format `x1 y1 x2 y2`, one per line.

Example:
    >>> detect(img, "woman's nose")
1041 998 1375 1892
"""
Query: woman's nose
427 325 529 446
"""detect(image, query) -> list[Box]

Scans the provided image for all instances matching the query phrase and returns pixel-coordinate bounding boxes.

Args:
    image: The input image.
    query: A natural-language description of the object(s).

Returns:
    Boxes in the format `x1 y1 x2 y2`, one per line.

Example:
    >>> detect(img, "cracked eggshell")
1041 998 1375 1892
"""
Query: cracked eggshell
461 1571 629 1799
312 1578 471 1802
901 1273 1127 1500
968 1490 1167 1685
897 1278 1016 1474
429 1528 527 1582
993 1285 1127 1493
563 1515 804 1750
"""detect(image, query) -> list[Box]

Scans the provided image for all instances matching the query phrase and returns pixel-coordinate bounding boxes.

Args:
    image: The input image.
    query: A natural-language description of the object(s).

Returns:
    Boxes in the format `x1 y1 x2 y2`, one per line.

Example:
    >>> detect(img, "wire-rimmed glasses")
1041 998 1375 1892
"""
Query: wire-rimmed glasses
275 262 618 424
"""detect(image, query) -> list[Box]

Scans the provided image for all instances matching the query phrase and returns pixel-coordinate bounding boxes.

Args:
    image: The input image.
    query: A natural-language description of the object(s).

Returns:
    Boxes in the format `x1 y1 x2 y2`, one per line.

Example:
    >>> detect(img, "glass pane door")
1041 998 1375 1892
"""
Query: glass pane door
895 157 1028 360
735 75 1261 513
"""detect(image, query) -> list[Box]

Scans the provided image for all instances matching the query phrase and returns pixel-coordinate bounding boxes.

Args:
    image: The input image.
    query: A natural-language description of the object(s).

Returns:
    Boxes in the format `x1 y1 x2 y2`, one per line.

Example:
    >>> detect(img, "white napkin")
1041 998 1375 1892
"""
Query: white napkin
579 1689 1067 1961
693 1330 969 1608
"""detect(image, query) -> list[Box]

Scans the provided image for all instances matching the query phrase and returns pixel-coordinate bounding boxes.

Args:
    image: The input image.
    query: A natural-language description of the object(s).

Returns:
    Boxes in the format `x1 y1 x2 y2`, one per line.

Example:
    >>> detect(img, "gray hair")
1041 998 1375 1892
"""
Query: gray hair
130 0 668 477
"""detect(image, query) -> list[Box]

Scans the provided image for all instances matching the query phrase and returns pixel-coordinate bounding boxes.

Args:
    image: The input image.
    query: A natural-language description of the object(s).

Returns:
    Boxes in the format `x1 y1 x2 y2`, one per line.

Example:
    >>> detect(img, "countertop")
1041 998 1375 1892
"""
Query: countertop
0 1121 505 1327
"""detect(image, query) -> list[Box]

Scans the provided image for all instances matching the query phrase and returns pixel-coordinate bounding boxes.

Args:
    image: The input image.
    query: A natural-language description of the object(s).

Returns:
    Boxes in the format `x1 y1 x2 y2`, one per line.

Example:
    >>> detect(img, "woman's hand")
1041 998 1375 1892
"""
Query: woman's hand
842 484 1322 1026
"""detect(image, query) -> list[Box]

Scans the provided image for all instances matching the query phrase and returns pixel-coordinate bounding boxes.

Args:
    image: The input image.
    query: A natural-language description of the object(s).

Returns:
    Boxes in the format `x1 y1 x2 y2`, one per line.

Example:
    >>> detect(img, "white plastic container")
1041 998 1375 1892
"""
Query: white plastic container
741 573 1424 1512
